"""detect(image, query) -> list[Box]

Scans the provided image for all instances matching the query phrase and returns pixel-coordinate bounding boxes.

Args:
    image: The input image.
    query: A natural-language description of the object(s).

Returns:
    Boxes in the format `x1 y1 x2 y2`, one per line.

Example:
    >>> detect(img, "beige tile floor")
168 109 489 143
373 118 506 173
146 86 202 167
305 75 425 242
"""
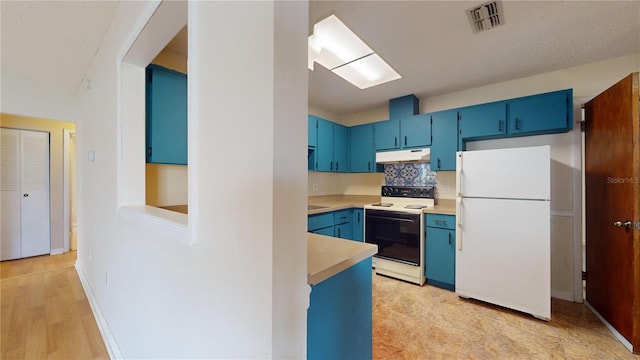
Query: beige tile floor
372 273 637 359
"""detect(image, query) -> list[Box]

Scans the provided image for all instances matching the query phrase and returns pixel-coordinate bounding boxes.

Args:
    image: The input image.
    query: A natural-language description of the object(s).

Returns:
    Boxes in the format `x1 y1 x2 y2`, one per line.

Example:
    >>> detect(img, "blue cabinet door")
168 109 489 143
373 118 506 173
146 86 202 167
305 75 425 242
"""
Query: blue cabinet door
334 223 353 240
146 64 188 165
374 119 400 151
400 113 431 148
312 227 335 236
508 89 571 135
353 209 364 241
333 124 349 172
316 118 334 172
425 227 456 289
308 258 373 360
308 115 318 148
430 109 458 171
349 124 375 173
458 102 507 149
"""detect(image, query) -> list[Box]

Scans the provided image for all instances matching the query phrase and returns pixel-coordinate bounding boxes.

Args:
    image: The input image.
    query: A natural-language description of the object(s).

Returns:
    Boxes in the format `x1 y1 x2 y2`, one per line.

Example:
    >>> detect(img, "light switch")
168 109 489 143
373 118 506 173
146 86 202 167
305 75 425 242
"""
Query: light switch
88 151 96 161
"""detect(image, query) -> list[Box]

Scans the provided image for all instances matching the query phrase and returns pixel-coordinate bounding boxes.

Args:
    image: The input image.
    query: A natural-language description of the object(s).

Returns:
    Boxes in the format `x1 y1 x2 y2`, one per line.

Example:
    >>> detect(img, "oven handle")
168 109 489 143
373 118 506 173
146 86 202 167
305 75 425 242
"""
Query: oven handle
366 215 417 223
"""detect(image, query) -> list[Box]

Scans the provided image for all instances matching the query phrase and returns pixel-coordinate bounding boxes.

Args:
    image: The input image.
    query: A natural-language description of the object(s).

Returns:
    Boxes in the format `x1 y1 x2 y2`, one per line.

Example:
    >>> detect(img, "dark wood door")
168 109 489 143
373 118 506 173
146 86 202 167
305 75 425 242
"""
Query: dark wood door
585 72 639 354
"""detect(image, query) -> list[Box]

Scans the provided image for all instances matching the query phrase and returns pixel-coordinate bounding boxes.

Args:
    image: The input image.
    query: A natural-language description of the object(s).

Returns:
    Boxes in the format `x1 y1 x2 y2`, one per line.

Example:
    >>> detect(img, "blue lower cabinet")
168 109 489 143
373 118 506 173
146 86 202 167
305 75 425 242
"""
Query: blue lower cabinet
353 209 364 241
425 214 456 291
312 227 334 236
308 258 373 360
309 209 363 241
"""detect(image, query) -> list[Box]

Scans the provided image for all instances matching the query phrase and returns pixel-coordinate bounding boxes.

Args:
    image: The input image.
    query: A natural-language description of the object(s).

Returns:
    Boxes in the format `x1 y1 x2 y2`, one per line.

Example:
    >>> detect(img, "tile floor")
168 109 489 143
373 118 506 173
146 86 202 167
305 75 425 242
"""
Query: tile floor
372 273 637 359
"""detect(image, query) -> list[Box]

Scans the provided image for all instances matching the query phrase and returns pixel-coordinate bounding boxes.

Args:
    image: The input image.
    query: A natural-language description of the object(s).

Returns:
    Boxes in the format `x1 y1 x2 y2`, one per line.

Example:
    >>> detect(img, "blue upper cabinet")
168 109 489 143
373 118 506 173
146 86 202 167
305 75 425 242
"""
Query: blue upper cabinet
377 94 430 151
430 109 458 171
316 117 334 172
350 124 376 172
308 115 318 148
389 94 419 119
458 101 507 147
508 89 573 135
333 124 349 172
373 119 400 151
401 113 431 148
314 116 349 173
146 64 188 165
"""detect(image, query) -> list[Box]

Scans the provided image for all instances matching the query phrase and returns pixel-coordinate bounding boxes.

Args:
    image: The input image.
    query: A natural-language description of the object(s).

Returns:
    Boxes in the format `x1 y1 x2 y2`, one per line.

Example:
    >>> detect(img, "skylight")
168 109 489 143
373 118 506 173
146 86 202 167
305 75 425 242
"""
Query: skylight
308 15 401 89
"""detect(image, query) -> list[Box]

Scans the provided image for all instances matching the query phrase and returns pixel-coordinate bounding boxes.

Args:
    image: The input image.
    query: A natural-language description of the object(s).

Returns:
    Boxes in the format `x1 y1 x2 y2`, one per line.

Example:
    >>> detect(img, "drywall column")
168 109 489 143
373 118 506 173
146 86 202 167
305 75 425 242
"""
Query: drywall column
190 1 308 357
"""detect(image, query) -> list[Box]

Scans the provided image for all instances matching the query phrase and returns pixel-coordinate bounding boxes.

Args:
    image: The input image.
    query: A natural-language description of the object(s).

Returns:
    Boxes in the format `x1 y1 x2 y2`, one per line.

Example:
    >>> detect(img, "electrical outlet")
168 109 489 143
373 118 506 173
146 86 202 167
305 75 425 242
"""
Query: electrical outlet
312 183 319 192
442 185 450 194
105 272 110 288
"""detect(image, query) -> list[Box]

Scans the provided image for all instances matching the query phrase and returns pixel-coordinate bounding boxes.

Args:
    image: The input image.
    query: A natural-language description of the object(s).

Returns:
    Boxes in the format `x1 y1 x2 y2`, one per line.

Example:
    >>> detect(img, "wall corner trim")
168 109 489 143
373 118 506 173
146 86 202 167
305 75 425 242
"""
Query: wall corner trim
75 263 124 360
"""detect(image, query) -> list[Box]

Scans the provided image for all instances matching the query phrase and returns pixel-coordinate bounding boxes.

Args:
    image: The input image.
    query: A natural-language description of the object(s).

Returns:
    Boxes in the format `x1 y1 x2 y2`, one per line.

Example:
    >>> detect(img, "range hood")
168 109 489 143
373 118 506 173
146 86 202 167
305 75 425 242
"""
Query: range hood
376 148 430 164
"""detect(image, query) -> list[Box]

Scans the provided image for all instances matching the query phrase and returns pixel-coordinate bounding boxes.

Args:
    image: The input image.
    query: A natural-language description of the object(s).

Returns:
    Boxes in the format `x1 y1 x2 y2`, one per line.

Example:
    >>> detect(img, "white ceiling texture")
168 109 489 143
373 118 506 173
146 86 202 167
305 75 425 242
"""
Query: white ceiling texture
2 1 639 115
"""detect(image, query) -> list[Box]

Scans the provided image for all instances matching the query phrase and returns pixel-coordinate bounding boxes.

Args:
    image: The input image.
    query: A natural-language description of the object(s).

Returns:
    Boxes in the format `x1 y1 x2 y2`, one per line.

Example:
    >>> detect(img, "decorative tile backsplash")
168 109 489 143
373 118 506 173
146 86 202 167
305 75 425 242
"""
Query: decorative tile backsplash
384 162 437 186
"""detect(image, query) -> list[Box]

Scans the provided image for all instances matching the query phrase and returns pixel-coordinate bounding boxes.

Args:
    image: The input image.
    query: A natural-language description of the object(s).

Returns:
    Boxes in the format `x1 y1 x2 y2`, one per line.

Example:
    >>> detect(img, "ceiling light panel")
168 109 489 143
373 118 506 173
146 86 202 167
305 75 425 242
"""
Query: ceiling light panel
309 14 401 89
332 54 401 89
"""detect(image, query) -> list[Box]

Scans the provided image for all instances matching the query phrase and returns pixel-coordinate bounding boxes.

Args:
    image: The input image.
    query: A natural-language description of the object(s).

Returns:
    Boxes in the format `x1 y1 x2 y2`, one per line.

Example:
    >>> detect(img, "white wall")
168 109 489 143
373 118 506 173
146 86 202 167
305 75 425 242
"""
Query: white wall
74 1 308 358
0 68 77 122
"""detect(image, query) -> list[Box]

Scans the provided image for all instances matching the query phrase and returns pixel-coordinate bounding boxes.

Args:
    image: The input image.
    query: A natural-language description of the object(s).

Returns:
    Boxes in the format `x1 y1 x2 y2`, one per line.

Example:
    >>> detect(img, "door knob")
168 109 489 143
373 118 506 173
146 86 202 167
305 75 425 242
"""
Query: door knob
23 193 29 197
613 220 632 228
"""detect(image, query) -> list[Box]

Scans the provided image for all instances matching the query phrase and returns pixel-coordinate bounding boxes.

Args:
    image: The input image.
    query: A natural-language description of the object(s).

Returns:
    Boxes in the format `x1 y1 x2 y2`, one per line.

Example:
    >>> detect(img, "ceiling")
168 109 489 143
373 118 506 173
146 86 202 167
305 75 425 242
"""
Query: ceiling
1 1 119 95
1 1 638 115
309 1 640 114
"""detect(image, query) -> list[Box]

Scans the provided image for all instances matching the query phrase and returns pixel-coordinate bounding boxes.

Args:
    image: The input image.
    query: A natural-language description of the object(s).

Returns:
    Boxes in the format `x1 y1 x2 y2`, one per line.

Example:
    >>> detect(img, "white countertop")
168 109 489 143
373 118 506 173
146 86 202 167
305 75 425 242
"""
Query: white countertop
307 233 378 285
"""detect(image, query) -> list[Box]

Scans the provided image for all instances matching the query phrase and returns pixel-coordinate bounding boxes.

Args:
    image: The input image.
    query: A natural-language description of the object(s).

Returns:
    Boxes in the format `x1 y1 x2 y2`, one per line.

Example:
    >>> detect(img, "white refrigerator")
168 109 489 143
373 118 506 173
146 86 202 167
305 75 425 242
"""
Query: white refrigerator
455 145 551 320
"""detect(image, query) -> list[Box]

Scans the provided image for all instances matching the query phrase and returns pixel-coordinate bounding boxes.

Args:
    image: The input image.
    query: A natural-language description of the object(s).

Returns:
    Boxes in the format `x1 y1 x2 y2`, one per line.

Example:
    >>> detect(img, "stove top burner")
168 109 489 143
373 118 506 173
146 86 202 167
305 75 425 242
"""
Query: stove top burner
404 204 428 209
371 203 393 207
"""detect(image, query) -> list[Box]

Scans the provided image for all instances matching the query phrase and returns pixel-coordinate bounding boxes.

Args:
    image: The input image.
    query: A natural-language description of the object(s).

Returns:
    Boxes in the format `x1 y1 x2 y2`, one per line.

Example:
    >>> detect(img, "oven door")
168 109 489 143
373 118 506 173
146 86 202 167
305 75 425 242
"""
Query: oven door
365 209 421 266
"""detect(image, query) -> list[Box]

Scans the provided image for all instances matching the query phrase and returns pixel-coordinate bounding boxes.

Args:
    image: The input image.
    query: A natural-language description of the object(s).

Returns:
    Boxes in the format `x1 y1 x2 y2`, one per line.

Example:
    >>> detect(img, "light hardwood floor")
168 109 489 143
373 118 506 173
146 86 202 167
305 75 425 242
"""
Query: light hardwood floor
1 252 109 360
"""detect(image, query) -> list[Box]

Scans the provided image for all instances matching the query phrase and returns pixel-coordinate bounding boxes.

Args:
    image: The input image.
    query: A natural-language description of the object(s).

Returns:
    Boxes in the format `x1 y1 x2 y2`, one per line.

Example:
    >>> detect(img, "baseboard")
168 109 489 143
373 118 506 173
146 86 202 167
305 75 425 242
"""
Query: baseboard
75 263 123 359
50 248 64 255
551 289 574 302
585 301 633 353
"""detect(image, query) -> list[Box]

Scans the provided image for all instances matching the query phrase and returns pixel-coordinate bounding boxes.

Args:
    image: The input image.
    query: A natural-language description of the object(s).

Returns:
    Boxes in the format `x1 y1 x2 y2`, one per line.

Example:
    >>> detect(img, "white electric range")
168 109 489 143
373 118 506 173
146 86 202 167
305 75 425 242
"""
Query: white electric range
364 186 435 285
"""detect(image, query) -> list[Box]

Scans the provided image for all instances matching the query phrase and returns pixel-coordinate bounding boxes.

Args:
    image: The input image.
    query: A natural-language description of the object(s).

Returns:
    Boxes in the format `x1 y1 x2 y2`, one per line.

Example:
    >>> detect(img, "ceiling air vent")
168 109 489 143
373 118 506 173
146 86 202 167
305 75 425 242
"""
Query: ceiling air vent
467 1 504 33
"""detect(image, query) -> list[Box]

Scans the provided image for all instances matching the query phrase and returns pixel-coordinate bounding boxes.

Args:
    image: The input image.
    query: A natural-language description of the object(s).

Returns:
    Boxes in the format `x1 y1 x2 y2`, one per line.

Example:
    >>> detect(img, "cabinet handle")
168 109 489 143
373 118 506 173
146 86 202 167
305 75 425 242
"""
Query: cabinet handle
368 162 371 172
337 228 341 237
498 120 503 132
357 212 360 222
336 162 339 171
448 232 452 245
395 137 398 147
330 161 333 170
404 136 407 146
437 158 441 170
515 118 521 130
148 147 152 157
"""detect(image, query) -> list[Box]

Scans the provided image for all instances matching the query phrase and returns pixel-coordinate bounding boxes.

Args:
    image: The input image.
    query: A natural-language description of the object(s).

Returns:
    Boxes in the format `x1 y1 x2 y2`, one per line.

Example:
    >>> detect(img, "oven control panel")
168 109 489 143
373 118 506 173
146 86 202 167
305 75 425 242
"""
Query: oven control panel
381 186 434 198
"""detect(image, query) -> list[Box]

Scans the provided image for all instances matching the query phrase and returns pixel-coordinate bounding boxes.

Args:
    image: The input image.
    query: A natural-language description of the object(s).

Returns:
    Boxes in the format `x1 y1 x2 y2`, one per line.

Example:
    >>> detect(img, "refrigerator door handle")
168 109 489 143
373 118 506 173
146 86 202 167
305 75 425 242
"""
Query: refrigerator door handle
456 152 463 197
456 197 462 250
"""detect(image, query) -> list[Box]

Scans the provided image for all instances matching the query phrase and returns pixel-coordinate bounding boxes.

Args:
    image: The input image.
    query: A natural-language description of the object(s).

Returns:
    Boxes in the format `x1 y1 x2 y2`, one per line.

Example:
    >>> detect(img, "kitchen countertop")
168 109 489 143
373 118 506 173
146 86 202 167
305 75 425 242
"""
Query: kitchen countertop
307 233 377 285
308 195 457 216
308 195 380 215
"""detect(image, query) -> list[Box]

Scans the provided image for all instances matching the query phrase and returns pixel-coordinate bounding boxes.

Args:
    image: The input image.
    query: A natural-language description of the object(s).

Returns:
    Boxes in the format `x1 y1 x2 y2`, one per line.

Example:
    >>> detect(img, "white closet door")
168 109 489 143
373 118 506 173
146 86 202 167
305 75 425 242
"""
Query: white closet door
19 130 50 258
1 128 22 260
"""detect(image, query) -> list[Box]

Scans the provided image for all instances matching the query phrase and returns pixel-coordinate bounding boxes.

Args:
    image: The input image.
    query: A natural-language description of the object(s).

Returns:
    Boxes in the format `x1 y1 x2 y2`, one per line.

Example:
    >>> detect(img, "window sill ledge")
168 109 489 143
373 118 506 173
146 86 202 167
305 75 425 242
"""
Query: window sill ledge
119 205 193 245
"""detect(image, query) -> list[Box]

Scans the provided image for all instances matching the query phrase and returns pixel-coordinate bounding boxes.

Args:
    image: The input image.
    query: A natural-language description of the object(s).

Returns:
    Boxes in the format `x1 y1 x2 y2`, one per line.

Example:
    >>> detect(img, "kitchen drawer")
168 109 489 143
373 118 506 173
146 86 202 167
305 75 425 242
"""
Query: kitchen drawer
333 209 352 225
308 213 334 232
425 214 455 230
